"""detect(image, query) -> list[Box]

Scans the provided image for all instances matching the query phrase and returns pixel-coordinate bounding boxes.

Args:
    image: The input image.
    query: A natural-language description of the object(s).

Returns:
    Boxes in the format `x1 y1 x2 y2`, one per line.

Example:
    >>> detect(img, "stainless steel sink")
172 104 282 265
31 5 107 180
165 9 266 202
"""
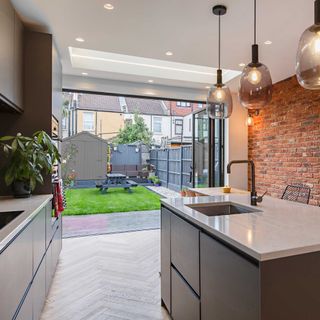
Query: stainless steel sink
0 211 23 230
186 202 260 217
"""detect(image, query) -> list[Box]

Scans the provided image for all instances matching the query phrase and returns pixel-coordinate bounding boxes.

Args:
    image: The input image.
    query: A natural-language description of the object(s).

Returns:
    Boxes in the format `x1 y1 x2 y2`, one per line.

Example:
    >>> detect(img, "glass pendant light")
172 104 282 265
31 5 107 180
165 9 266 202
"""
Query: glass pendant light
207 5 233 119
239 0 272 110
296 0 320 89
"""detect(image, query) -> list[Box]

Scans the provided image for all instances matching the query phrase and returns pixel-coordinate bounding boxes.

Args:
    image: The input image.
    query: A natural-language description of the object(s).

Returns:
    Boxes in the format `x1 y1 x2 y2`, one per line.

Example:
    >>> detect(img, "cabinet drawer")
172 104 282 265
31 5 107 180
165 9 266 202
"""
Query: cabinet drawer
45 202 54 249
200 232 259 320
33 207 46 274
45 243 53 296
52 217 62 270
161 207 171 313
33 259 46 320
171 267 200 320
15 286 33 320
0 224 33 320
171 213 200 294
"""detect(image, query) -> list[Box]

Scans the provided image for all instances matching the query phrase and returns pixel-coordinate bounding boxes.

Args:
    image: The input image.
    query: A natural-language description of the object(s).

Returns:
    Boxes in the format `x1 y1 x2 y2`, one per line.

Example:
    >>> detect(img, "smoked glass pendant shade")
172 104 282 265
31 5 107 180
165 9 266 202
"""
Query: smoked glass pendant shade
207 83 233 119
296 24 320 90
239 61 272 110
207 5 233 119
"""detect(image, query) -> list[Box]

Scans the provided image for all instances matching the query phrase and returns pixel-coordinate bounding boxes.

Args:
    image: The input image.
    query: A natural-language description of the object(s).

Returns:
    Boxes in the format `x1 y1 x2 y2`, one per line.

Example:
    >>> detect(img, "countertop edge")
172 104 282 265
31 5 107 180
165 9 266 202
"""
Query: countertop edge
161 198 320 262
0 194 53 253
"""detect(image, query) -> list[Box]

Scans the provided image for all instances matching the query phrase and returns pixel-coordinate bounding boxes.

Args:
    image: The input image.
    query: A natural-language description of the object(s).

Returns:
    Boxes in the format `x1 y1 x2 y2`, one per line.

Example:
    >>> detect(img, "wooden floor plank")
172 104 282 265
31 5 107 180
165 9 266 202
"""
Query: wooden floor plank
41 230 171 320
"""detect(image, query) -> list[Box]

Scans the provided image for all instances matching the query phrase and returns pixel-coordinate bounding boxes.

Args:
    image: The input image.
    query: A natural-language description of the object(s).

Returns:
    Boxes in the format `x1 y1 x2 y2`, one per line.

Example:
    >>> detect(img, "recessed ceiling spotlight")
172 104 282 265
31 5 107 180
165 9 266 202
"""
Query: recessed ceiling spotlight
145 92 155 95
82 72 88 76
76 37 85 42
205 86 211 89
104 3 114 10
264 40 272 45
165 51 173 56
148 79 154 83
239 63 246 67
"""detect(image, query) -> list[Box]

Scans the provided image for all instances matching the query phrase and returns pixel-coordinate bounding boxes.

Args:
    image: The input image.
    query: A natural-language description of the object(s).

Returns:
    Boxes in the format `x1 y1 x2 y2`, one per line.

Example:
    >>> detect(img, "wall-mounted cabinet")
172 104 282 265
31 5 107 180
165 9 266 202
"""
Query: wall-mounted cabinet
0 0 23 113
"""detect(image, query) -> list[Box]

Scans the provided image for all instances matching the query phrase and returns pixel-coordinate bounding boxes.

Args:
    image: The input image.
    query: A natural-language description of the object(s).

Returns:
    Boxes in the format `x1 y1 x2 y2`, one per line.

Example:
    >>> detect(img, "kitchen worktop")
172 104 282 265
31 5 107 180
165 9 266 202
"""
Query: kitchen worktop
161 188 320 261
0 194 53 252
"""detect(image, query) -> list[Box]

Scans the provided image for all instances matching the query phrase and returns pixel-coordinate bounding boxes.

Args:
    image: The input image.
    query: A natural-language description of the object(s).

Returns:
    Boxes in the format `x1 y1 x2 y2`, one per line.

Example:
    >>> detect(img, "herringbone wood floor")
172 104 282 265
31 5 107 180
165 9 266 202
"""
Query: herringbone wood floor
41 230 171 320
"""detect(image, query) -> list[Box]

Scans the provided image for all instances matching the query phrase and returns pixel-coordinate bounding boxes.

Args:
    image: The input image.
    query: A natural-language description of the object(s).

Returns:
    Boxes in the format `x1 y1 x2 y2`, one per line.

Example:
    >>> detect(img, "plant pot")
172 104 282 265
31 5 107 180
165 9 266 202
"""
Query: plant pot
180 190 186 197
12 180 31 198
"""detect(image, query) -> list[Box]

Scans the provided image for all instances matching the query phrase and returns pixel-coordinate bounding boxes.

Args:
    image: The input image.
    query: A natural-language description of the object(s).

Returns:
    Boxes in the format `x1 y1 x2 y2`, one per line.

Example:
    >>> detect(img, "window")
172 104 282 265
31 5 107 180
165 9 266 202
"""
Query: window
153 116 162 133
177 101 191 107
83 112 95 131
175 119 183 135
121 105 128 113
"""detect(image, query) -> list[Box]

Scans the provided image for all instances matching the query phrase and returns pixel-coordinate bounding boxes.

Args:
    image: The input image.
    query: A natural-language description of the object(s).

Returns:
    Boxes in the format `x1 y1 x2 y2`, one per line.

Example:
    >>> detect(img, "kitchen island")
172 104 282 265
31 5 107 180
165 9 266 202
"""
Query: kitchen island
161 189 320 320
0 195 62 320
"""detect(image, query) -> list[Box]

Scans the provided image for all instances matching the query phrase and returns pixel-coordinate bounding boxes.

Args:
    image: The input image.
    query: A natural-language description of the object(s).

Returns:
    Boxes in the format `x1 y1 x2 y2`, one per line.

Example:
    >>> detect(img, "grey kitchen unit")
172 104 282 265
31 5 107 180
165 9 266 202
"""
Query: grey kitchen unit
0 196 62 320
161 198 320 320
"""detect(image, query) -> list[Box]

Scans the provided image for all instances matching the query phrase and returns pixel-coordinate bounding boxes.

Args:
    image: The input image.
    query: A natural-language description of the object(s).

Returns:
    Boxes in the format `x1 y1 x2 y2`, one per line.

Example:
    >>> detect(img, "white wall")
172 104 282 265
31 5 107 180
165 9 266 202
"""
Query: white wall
225 94 248 190
183 113 193 137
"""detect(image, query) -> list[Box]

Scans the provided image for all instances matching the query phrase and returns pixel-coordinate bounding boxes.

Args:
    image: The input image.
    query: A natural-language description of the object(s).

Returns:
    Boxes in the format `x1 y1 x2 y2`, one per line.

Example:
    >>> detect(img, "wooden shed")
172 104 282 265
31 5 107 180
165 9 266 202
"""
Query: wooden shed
61 132 109 180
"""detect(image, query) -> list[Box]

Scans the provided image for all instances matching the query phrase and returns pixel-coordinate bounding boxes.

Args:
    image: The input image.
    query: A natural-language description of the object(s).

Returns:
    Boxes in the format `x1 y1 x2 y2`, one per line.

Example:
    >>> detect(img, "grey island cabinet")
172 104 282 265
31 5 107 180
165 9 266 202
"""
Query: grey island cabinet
0 195 62 320
161 194 320 320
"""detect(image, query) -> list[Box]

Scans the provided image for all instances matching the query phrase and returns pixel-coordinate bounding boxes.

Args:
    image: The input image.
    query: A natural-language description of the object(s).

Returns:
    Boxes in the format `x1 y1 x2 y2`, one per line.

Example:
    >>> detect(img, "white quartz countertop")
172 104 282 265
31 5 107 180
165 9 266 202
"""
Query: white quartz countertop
161 188 320 261
0 194 53 252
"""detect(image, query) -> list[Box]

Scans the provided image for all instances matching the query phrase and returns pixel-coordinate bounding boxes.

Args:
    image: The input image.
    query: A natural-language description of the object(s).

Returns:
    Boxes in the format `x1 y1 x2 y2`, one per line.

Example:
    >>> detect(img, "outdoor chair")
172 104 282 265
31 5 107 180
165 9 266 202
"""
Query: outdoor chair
281 184 311 204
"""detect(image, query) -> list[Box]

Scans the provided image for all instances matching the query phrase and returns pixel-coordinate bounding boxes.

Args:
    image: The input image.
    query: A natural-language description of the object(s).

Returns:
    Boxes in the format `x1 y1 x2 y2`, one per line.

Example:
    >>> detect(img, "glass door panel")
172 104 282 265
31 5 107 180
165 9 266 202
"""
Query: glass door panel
193 110 210 188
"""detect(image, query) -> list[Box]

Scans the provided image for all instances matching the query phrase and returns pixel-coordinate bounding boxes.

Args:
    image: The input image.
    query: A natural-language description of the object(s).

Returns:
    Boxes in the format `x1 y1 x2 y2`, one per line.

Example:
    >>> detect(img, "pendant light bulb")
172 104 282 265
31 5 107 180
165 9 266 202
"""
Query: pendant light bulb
248 68 262 85
296 0 320 90
207 5 233 119
239 0 272 110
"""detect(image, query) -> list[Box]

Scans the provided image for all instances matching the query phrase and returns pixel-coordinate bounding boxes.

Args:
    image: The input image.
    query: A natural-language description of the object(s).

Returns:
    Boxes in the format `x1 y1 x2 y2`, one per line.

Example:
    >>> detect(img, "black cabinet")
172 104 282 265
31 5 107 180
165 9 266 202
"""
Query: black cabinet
171 267 200 320
200 232 259 320
171 213 200 294
161 207 171 312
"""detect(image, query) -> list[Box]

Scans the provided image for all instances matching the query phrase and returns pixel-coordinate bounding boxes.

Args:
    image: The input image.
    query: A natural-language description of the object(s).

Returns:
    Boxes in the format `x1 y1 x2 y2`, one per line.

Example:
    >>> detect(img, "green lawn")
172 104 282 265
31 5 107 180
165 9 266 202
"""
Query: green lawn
63 186 161 215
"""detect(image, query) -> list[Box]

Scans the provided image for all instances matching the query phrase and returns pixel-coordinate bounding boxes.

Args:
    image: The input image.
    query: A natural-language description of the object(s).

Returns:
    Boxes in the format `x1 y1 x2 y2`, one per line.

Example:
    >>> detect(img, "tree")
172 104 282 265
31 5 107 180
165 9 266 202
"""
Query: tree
115 113 152 145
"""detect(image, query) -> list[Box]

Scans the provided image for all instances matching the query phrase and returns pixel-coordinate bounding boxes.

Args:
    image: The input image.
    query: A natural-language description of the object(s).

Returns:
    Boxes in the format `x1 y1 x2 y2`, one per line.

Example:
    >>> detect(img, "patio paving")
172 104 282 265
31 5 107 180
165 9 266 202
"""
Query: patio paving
62 186 182 238
63 210 160 238
146 186 180 198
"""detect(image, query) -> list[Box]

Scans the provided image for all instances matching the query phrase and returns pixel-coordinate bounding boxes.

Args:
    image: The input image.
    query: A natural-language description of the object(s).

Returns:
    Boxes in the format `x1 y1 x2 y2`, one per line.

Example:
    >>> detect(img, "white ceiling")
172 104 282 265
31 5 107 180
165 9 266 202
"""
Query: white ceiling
11 0 313 92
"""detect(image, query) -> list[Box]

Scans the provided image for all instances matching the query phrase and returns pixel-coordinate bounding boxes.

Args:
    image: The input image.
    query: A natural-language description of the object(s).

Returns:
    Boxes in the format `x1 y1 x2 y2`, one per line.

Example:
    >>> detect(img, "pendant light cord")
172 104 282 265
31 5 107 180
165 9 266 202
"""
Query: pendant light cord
254 0 257 44
218 13 221 69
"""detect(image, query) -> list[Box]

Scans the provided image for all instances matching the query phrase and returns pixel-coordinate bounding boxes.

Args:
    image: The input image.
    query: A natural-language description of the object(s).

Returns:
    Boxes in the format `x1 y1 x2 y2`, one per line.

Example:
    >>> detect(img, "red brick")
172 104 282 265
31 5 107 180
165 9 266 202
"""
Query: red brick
248 76 320 206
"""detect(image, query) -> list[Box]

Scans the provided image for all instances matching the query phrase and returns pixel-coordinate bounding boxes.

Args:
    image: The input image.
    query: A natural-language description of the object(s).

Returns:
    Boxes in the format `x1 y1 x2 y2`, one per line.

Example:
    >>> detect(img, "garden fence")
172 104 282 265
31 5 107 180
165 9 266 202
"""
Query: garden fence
150 146 192 192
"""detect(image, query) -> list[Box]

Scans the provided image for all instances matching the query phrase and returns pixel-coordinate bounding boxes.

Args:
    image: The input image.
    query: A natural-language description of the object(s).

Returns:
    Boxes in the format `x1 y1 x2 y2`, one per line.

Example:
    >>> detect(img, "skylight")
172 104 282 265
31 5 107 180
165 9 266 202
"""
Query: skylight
69 47 241 85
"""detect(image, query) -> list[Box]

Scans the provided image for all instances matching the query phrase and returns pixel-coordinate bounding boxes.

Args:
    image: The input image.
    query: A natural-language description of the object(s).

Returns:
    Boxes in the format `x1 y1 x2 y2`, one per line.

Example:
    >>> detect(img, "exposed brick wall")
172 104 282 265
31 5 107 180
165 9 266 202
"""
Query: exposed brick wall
248 76 320 206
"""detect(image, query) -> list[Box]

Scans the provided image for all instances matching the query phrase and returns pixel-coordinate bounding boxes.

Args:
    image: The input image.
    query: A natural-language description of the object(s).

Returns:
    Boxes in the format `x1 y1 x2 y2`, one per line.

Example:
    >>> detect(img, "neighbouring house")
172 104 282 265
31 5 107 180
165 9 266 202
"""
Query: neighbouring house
62 92 203 145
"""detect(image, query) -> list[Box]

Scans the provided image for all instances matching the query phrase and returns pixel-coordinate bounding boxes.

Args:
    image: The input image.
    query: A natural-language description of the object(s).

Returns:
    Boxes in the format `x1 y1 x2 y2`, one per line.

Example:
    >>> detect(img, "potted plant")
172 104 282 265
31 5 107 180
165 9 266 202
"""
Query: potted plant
0 131 60 198
154 177 161 187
